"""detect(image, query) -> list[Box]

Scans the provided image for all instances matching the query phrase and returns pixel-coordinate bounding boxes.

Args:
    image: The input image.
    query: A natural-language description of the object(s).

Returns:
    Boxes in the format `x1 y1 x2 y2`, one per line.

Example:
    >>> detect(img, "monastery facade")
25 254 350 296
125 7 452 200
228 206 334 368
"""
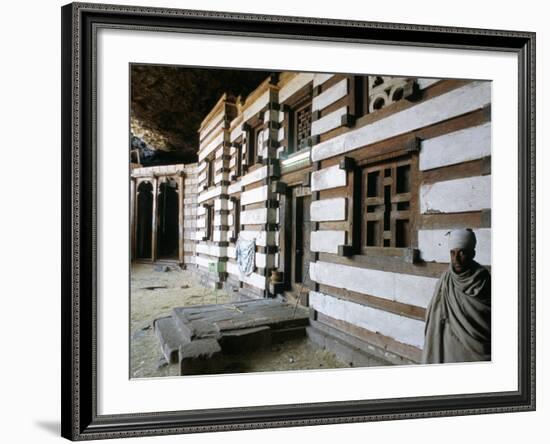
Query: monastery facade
131 72 491 365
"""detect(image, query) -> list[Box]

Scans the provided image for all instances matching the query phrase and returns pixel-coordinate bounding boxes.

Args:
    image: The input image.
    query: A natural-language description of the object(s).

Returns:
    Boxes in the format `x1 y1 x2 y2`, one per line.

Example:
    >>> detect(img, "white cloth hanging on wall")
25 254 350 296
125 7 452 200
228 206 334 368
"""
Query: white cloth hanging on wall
236 236 255 277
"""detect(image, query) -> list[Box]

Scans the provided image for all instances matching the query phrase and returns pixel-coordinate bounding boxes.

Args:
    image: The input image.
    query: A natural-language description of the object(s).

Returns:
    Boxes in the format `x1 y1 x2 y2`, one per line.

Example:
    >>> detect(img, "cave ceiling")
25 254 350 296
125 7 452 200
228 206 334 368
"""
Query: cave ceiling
131 64 272 163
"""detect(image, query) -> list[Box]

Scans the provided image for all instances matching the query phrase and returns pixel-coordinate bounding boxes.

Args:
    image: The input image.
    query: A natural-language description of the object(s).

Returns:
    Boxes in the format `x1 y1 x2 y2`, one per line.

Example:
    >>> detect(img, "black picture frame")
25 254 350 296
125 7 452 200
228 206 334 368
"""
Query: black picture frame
61 2 536 440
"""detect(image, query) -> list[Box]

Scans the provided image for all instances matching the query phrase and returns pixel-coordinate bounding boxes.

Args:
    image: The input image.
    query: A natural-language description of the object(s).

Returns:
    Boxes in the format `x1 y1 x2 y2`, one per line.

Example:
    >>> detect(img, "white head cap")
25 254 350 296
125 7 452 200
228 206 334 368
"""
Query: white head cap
448 229 476 251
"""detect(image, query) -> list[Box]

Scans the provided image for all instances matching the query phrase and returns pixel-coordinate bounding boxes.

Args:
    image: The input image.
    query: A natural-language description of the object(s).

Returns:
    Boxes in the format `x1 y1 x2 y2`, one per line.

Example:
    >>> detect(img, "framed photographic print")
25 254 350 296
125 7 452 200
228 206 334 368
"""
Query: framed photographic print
61 2 536 440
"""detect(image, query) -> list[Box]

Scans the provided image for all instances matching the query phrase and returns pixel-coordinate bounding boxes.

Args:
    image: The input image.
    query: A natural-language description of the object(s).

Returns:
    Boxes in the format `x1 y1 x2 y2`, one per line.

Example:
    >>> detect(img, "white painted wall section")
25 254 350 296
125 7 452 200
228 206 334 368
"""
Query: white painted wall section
243 90 270 122
277 127 285 142
417 78 441 90
312 79 348 111
196 255 217 269
228 181 242 195
312 81 491 161
197 186 223 203
420 122 491 171
238 230 277 247
199 131 225 161
310 261 438 308
310 291 425 349
311 106 348 136
241 185 268 205
200 112 224 140
311 164 347 191
213 230 228 242
279 73 314 103
420 175 491 214
310 198 347 221
241 165 268 187
310 230 346 254
196 243 226 257
241 208 268 225
230 123 243 143
313 73 334 87
418 228 491 265
226 262 266 289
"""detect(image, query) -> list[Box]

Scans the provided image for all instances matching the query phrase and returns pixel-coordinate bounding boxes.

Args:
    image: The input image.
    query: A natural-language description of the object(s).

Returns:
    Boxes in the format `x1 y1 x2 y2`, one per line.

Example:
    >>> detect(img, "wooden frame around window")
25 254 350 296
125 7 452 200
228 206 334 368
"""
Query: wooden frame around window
361 155 415 253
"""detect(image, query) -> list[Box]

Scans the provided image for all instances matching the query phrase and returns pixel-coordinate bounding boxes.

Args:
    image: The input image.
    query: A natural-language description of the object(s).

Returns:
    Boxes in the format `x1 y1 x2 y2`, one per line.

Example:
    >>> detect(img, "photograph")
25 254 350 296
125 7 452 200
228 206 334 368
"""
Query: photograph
129 65 492 378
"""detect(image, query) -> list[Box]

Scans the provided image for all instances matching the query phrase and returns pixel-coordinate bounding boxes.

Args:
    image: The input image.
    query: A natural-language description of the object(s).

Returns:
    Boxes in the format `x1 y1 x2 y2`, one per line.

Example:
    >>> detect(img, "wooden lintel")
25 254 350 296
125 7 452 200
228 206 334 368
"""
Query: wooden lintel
308 134 320 146
269 73 280 85
341 113 356 128
405 137 422 153
338 245 355 257
268 121 281 131
481 209 492 226
339 156 356 171
271 181 287 194
264 199 279 209
404 248 420 264
269 163 281 178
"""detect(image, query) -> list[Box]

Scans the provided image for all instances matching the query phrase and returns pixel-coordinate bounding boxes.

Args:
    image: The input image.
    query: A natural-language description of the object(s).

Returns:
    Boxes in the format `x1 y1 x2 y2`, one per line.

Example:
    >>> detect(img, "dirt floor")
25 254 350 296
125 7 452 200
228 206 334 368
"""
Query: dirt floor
130 263 349 378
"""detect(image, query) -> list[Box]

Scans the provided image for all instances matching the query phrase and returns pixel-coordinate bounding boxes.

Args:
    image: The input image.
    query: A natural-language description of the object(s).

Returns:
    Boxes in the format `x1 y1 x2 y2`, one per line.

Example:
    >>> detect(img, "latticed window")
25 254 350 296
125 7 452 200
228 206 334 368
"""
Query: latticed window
362 157 413 250
293 102 312 151
286 98 312 154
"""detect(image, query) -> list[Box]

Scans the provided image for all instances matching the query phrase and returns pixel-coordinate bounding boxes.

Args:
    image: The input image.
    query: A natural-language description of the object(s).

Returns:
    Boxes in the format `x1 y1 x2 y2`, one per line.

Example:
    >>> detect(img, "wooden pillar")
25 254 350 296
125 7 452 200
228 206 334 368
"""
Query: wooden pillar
178 172 185 264
130 178 136 260
151 176 159 262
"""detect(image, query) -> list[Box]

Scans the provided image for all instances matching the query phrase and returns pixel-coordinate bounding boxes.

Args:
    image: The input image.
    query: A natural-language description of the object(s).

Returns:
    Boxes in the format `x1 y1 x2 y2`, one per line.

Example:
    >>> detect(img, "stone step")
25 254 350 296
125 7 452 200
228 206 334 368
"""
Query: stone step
271 325 307 343
153 316 190 364
219 325 272 353
179 338 223 375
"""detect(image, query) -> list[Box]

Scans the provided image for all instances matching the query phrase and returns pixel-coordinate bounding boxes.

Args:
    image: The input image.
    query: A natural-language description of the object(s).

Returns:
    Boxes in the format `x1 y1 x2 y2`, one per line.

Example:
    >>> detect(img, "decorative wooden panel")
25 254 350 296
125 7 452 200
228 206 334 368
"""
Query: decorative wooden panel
362 156 414 250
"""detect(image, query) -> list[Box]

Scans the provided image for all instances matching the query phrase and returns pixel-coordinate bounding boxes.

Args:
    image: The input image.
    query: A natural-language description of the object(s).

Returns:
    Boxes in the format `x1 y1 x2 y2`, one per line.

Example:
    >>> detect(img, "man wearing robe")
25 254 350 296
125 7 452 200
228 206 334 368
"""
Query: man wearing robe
422 229 491 364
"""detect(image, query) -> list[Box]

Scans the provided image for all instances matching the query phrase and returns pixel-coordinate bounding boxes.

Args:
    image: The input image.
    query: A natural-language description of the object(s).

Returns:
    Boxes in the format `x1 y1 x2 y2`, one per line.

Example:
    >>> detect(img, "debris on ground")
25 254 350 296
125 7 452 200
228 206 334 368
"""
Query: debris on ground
130 263 348 378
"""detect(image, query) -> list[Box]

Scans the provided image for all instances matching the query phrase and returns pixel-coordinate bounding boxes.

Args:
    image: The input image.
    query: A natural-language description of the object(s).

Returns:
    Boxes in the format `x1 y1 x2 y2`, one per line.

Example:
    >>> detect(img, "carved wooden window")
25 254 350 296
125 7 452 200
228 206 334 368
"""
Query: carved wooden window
204 204 214 241
247 124 263 165
235 143 243 178
353 76 416 119
362 156 414 251
230 198 240 243
288 98 312 154
206 156 214 188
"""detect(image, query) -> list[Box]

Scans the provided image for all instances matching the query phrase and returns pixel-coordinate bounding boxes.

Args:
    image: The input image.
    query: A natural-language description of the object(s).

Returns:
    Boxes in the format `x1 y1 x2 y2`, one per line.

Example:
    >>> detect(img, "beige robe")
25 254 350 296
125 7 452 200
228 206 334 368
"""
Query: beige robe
422 261 491 364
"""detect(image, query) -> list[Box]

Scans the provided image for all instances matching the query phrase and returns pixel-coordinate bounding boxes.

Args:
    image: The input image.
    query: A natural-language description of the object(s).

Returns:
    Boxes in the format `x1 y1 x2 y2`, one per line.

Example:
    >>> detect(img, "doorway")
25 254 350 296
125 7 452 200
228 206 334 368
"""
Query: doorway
136 181 153 259
281 185 312 305
156 180 179 260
